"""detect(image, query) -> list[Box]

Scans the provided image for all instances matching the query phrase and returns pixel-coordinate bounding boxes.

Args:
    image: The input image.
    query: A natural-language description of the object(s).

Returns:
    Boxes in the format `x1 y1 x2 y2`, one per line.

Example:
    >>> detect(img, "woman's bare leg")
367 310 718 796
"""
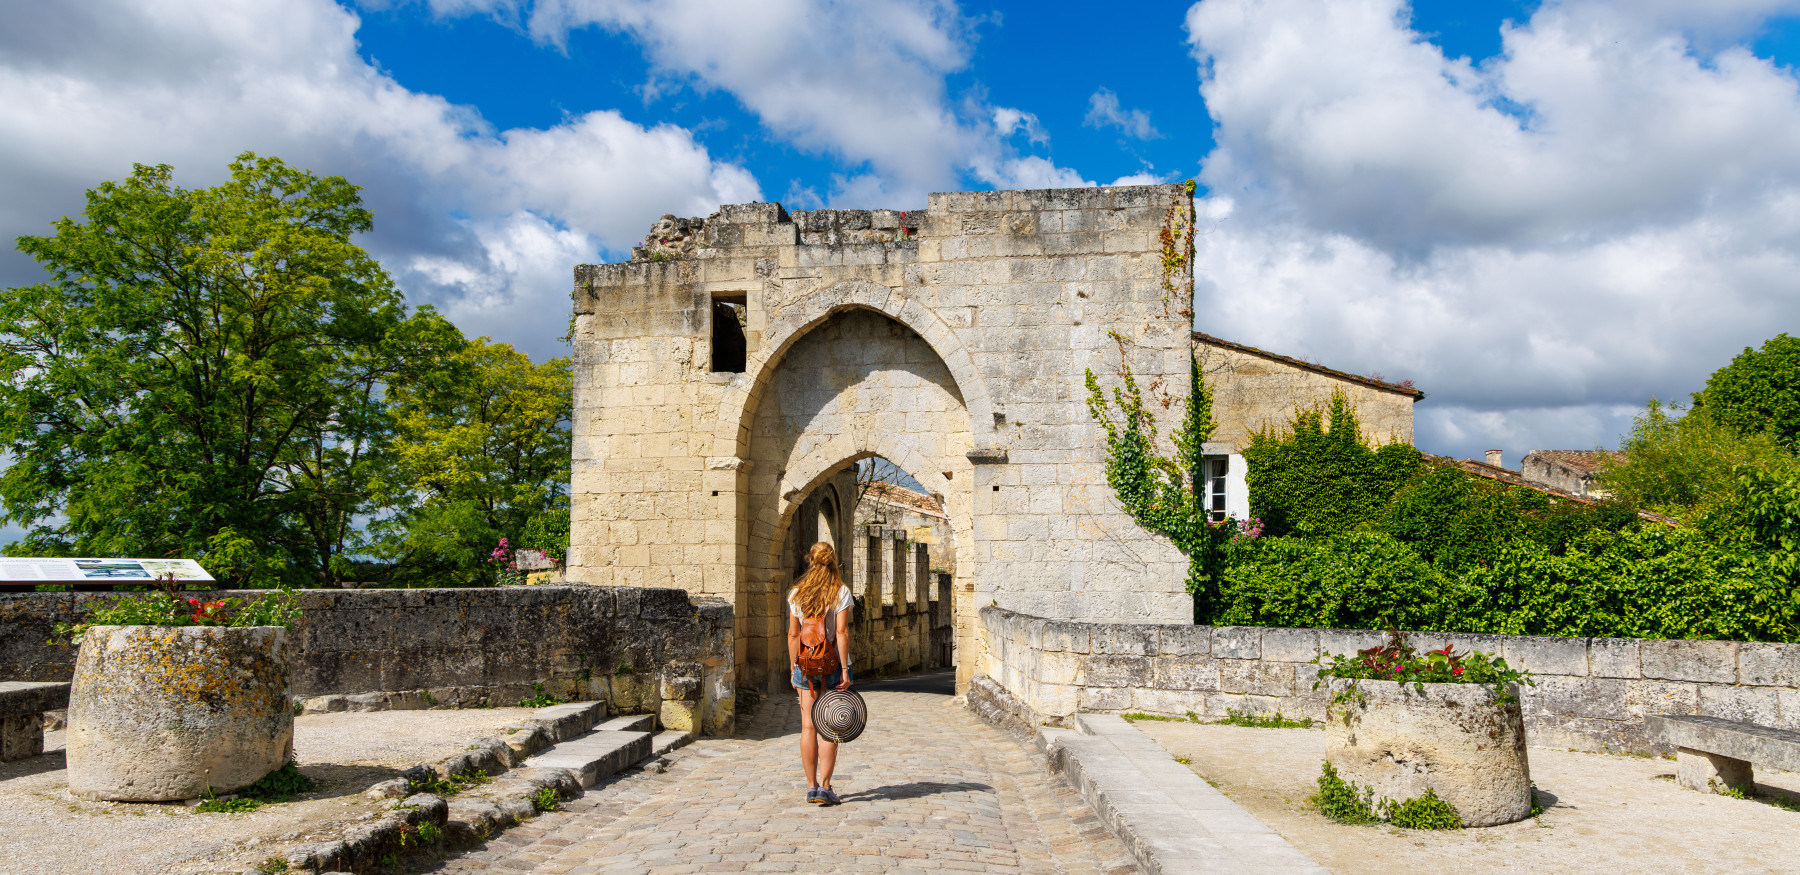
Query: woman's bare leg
817 736 840 789
796 685 819 788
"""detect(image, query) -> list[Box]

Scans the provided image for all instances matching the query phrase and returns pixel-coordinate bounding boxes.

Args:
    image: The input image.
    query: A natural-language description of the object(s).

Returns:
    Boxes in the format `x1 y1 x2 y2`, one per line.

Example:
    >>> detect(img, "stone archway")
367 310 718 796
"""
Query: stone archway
735 307 974 690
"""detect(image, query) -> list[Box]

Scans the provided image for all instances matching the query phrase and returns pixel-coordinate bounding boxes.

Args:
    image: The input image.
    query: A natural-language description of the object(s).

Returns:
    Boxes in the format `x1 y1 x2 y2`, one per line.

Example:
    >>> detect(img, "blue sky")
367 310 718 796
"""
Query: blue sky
5 0 1800 531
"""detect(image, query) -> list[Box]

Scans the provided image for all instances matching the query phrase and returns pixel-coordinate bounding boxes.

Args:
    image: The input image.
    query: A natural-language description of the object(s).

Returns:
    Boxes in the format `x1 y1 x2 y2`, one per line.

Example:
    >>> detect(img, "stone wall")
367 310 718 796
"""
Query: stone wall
572 186 1199 692
979 606 1800 753
1194 331 1421 452
0 586 735 736
852 572 956 678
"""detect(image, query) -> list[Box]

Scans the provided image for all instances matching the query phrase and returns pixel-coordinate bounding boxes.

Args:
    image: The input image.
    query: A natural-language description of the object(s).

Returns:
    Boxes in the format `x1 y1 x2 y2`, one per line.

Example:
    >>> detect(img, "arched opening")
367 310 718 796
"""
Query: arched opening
779 455 957 688
737 307 974 691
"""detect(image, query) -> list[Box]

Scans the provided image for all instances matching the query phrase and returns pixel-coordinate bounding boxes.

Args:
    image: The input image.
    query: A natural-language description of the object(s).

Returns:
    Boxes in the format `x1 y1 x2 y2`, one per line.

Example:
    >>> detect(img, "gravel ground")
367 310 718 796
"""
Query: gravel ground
1134 720 1800 875
0 708 535 875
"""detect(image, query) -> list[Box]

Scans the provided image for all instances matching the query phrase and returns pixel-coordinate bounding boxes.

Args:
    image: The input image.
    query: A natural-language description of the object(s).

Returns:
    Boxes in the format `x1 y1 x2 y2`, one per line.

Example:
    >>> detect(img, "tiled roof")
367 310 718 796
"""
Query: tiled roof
1192 331 1426 400
862 482 946 518
1419 452 1674 526
1524 450 1617 474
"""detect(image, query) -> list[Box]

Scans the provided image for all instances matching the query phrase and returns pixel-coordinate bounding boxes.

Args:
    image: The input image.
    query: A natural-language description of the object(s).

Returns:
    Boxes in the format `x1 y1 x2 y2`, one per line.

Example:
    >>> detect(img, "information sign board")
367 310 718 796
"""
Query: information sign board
0 558 214 584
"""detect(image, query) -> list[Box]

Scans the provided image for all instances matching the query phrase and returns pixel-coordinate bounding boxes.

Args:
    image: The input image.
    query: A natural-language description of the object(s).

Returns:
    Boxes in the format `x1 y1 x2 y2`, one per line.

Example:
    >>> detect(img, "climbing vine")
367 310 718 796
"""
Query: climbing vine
1085 331 1237 620
1158 179 1198 320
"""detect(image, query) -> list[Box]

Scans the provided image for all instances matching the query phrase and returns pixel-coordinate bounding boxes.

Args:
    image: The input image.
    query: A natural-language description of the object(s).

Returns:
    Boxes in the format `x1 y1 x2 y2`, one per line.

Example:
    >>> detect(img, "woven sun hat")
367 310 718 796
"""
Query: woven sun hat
812 687 868 744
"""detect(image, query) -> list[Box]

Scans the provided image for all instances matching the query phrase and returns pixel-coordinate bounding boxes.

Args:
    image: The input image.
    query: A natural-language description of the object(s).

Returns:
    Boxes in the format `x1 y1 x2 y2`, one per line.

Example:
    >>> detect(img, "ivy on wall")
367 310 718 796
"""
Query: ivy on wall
1084 333 1236 618
1242 392 1422 537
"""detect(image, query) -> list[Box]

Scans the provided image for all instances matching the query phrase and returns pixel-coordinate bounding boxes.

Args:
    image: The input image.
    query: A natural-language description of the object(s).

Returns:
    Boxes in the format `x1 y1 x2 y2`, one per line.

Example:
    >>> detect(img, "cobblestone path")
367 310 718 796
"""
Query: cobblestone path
426 673 1137 874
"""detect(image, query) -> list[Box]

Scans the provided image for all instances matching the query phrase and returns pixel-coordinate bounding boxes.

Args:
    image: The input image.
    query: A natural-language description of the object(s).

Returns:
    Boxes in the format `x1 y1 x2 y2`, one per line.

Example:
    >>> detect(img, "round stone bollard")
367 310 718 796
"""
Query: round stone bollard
1325 678 1532 827
67 625 293 802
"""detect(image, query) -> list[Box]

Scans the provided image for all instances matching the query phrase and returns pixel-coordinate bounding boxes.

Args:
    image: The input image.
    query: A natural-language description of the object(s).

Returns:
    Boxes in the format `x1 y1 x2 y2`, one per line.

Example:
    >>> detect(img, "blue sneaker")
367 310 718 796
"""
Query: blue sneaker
818 787 842 806
806 787 823 804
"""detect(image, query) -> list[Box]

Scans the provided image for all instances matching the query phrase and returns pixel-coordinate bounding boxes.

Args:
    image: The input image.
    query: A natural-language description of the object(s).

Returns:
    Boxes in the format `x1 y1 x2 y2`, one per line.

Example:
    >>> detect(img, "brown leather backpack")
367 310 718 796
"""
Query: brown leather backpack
796 615 842 684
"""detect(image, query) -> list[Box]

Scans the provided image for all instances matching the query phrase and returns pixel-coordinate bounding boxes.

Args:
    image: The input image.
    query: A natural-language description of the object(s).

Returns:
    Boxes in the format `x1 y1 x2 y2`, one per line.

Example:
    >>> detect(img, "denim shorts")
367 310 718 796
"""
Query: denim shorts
792 665 851 689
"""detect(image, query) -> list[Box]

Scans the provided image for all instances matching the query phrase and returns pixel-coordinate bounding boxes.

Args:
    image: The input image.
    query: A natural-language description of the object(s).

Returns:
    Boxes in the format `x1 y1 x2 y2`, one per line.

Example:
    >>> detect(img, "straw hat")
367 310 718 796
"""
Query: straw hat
811 688 867 743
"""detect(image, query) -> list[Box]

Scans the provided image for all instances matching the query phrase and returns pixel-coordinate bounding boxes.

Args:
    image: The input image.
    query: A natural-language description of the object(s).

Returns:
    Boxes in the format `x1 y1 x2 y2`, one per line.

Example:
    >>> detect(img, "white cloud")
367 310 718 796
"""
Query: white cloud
0 0 759 361
976 156 1095 190
992 107 1050 144
1109 171 1168 186
472 0 1089 205
1084 88 1161 140
1185 0 1800 461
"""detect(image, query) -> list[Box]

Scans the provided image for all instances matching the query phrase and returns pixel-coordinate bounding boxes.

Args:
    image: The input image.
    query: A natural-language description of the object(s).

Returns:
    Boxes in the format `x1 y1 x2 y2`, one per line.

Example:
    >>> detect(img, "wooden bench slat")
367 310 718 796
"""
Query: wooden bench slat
1645 714 1800 773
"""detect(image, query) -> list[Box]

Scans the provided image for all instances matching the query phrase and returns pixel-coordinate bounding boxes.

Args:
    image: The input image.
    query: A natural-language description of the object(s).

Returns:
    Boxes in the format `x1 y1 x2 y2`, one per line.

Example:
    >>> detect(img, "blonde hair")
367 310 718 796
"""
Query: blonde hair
790 542 843 618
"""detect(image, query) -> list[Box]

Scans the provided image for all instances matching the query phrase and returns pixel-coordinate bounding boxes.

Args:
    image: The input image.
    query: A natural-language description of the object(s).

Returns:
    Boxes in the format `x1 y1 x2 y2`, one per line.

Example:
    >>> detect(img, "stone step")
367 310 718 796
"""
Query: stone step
651 730 692 757
596 713 656 733
523 729 653 788
530 701 606 741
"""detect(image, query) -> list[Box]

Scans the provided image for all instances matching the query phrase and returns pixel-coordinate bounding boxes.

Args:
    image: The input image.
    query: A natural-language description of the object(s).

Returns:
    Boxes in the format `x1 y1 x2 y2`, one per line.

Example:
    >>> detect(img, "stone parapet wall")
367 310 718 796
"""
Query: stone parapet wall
979 606 1800 753
853 573 956 678
0 586 735 735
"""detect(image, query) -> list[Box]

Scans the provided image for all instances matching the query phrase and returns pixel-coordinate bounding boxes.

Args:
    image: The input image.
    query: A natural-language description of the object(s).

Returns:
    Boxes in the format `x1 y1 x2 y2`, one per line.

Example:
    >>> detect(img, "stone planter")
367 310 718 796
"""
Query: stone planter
67 625 293 802
1325 678 1532 827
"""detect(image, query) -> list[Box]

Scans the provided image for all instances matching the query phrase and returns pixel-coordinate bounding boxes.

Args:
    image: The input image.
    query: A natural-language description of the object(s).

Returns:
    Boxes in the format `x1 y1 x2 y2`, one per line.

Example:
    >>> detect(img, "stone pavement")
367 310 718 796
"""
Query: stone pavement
425 672 1138 874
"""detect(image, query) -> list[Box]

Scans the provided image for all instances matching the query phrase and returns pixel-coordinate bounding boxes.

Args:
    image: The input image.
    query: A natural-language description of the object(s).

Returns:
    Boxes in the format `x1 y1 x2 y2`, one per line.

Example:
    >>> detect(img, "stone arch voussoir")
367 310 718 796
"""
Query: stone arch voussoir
709 280 995 463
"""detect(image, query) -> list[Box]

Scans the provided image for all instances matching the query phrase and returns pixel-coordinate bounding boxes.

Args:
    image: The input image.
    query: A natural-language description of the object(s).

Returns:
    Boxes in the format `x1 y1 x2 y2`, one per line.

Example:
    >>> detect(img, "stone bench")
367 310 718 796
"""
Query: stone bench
1645 714 1800 794
0 681 71 762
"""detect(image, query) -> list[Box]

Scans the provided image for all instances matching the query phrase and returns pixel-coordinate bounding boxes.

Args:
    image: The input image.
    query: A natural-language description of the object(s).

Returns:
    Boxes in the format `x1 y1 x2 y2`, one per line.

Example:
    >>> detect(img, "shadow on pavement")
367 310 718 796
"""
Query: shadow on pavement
853 669 955 696
838 780 993 802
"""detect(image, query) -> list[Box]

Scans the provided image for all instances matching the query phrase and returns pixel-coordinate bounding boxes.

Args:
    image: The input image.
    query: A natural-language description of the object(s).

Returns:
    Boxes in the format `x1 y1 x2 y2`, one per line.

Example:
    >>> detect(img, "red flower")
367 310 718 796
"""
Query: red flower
1452 666 1464 675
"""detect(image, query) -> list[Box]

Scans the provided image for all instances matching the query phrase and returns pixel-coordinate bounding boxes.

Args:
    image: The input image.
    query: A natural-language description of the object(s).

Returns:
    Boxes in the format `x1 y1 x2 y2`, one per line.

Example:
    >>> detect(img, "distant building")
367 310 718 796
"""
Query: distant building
1195 331 1425 523
853 482 955 577
1521 450 1615 499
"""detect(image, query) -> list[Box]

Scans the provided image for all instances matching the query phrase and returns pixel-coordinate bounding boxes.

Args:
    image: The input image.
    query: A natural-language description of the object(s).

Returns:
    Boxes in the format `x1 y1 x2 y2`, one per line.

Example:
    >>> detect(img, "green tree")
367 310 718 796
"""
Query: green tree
0 154 455 585
1696 333 1800 450
370 338 573 586
1599 400 1795 518
1242 392 1421 537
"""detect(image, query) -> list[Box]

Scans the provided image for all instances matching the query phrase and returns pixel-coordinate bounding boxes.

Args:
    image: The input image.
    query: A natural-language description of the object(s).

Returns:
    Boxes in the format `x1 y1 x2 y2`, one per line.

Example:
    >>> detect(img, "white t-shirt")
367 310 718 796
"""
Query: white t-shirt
789 584 855 650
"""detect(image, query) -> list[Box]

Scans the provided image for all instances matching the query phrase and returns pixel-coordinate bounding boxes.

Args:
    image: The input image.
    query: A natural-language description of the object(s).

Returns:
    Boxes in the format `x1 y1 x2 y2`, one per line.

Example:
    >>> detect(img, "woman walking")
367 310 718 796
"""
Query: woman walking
788 541 854 805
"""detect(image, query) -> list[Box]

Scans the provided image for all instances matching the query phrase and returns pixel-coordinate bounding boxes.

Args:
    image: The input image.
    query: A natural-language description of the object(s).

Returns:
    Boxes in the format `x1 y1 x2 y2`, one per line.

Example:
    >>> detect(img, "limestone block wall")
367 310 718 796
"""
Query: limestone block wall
0 587 736 736
571 186 1197 692
852 573 956 678
978 606 1800 753
1195 332 1421 451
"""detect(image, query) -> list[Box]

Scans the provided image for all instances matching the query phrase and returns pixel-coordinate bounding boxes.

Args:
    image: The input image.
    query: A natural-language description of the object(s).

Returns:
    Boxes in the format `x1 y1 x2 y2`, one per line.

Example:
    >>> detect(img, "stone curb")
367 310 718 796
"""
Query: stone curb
278 700 620 874
1039 715 1328 875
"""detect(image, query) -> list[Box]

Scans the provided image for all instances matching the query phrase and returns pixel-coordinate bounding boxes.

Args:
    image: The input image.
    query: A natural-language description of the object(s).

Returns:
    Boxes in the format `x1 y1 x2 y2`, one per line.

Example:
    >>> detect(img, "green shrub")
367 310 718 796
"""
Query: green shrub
1312 762 1379 824
1380 462 1637 569
1312 763 1462 829
1383 787 1461 829
1218 524 1799 642
1215 532 1467 631
239 761 316 802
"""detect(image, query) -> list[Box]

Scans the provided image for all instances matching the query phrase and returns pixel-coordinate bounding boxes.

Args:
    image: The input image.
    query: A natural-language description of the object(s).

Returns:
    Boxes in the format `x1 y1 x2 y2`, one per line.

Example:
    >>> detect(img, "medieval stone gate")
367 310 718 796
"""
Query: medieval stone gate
569 185 1195 693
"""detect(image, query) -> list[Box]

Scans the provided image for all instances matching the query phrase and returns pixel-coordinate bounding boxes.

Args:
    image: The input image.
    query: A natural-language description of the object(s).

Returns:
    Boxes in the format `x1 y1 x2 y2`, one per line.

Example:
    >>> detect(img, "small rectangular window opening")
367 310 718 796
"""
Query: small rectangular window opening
710 295 747 373
1203 457 1229 522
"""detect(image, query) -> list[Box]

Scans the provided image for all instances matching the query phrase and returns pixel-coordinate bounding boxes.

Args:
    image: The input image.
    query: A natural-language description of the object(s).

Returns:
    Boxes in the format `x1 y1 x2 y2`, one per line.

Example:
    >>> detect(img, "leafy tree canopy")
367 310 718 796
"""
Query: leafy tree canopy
370 338 573 586
1696 333 1800 450
1599 399 1796 519
0 154 461 585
